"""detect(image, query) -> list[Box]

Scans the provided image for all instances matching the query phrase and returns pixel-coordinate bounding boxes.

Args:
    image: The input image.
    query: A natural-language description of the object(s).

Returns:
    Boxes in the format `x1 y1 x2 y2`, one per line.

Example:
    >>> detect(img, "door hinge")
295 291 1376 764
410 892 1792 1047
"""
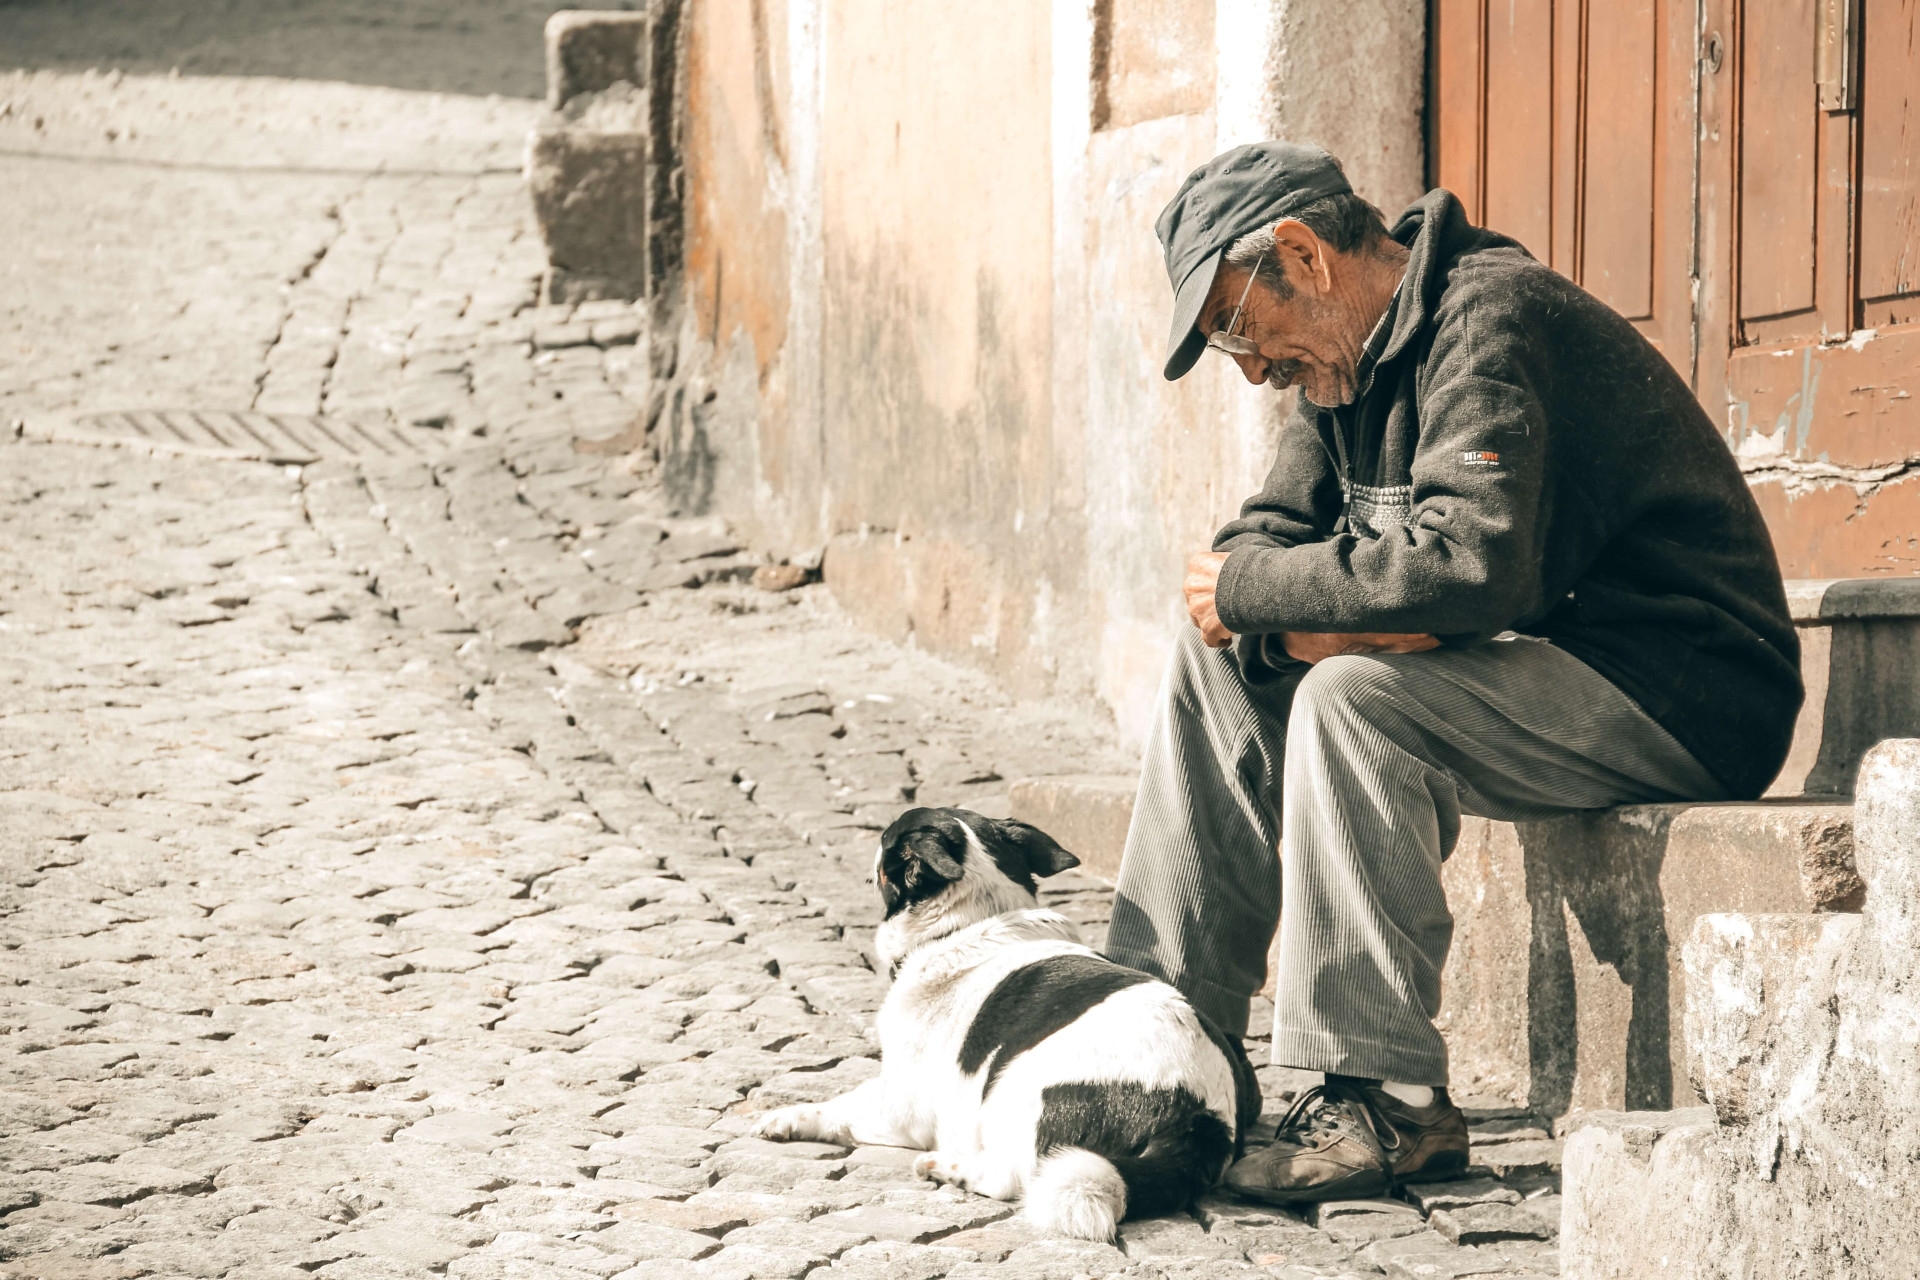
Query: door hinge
1817 0 1859 112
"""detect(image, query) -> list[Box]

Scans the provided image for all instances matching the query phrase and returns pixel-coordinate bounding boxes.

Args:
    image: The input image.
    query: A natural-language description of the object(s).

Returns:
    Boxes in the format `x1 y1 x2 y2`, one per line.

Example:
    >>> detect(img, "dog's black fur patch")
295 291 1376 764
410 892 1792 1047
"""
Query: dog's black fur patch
1034 1080 1234 1217
959 953 1149 1094
876 808 1080 919
1197 1011 1262 1149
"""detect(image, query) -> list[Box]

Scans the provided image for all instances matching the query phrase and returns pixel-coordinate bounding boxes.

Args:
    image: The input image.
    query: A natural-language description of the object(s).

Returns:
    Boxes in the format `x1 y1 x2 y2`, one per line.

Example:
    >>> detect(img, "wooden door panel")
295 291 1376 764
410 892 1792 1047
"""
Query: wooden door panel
1737 0 1821 323
1859 0 1920 324
1484 2 1555 259
1430 0 1693 367
1728 327 1920 468
1433 0 1486 224
1582 0 1657 320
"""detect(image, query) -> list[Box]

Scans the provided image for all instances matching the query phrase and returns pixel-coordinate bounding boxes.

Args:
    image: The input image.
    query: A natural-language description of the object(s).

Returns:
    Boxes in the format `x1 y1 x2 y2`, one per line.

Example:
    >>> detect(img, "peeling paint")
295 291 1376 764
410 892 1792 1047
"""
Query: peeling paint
1792 347 1820 458
1737 451 1920 503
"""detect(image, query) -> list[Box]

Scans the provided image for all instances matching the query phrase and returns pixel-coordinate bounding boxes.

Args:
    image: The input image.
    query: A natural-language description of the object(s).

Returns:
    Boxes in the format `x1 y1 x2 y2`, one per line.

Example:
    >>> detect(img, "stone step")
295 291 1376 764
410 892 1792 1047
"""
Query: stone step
1010 774 1861 1120
1772 576 1920 796
1441 800 1857 1118
1559 740 1920 1278
1006 773 1138 881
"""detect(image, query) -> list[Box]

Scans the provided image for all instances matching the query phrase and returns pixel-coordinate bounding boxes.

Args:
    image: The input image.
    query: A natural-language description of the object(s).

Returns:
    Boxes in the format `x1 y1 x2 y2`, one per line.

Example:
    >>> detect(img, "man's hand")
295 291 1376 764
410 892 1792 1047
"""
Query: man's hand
1185 551 1439 661
1281 631 1441 664
1184 552 1234 648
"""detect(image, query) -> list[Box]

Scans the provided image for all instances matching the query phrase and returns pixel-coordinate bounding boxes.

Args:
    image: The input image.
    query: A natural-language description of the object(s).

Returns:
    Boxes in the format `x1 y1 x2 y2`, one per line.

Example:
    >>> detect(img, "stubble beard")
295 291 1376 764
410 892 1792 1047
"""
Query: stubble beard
1272 361 1357 408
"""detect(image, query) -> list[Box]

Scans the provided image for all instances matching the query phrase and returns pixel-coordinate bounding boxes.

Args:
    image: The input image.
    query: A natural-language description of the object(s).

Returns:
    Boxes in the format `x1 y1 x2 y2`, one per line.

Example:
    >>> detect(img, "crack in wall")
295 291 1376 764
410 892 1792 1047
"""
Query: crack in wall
1739 452 1920 515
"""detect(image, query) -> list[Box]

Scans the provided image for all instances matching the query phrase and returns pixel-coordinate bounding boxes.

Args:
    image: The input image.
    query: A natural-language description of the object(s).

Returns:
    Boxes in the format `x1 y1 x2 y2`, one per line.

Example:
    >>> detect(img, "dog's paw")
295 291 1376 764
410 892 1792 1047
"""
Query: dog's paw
748 1105 824 1142
913 1152 966 1187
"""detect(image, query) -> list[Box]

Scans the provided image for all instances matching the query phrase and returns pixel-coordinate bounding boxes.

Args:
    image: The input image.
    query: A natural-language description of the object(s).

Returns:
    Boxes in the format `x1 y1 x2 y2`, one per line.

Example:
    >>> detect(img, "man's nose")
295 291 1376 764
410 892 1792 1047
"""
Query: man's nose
1233 352 1268 385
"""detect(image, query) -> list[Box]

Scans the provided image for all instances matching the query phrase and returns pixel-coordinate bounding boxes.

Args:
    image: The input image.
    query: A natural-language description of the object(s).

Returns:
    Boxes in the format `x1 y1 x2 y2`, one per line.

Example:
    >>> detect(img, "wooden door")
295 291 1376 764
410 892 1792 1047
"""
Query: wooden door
1433 0 1920 578
1700 0 1920 576
1429 0 1698 375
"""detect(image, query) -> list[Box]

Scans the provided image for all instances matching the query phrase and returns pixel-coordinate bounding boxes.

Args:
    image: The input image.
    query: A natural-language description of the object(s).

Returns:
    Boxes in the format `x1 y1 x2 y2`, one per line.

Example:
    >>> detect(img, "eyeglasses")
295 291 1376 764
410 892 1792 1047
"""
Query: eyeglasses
1206 252 1264 358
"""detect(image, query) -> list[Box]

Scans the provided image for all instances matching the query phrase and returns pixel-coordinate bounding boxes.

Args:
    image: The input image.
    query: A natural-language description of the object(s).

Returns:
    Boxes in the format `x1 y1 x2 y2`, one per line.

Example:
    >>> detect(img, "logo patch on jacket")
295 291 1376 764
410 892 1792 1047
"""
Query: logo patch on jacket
1462 450 1502 468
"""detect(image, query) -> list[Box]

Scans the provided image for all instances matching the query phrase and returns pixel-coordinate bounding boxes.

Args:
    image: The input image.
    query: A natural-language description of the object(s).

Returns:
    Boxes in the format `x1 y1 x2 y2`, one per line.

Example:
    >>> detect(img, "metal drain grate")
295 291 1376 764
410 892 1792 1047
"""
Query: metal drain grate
52 410 444 464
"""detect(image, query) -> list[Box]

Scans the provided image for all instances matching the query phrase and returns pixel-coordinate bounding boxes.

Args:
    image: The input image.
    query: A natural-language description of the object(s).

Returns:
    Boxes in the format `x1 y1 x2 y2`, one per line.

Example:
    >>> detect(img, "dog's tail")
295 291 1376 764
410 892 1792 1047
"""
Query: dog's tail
1025 1147 1127 1241
1026 1082 1236 1239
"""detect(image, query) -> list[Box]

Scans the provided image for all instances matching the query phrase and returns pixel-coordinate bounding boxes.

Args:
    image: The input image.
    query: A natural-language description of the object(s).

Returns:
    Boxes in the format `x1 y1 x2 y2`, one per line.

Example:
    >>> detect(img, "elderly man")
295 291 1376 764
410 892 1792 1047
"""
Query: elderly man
1103 142 1802 1204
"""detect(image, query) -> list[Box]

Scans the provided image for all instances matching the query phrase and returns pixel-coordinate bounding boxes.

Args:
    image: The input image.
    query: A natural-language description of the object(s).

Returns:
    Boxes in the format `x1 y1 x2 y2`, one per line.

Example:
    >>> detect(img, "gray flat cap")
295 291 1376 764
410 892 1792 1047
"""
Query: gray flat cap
1156 141 1352 380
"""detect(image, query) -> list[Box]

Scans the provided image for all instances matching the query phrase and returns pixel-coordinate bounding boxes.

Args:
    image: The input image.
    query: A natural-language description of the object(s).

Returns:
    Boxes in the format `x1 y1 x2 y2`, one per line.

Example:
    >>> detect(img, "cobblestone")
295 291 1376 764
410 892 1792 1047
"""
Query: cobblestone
1 65 1564 1280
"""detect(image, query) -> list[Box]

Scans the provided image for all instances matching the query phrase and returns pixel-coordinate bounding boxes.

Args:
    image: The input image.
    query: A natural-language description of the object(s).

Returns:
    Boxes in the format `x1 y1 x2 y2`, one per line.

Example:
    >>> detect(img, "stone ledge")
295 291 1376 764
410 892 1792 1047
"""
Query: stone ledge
1784 576 1920 621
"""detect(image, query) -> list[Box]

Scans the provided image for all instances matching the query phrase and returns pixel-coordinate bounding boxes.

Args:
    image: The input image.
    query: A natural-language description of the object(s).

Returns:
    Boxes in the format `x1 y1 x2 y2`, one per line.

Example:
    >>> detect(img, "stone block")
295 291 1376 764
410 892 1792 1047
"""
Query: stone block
1005 774 1136 880
1558 1111 1725 1280
1853 737 1920 947
526 129 650 305
809 1205 952 1244
1440 798 1860 1117
1428 1202 1553 1246
1682 912 1858 1124
546 10 652 110
1770 579 1920 797
1561 741 1920 1278
1400 1178 1521 1213
1466 1138 1561 1179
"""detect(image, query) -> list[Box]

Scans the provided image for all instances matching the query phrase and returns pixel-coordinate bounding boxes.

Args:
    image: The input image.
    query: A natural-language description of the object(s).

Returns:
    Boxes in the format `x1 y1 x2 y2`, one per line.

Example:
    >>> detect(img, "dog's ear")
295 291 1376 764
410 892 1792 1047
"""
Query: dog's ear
992 819 1080 879
877 826 966 914
904 830 965 884
899 832 965 908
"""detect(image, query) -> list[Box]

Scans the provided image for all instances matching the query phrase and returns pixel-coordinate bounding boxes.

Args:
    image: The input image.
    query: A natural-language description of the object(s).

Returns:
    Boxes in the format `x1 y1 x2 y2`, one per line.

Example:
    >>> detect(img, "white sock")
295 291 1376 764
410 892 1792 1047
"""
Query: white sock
1380 1081 1436 1108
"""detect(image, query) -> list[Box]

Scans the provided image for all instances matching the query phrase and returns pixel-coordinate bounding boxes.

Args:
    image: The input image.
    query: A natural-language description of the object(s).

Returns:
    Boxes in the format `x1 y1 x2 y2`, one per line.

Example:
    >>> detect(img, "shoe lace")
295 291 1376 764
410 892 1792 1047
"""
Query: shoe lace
1275 1080 1401 1154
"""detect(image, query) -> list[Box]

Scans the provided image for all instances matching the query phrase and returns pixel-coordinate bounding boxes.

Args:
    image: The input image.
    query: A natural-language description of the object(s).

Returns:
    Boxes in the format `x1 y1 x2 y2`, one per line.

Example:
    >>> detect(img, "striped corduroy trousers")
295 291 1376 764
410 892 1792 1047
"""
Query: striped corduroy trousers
1104 628 1724 1085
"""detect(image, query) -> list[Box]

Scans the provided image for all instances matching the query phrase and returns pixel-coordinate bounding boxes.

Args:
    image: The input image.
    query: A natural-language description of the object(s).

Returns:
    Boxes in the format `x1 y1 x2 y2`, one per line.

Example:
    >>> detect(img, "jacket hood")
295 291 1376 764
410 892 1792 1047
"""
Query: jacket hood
1377 189 1526 368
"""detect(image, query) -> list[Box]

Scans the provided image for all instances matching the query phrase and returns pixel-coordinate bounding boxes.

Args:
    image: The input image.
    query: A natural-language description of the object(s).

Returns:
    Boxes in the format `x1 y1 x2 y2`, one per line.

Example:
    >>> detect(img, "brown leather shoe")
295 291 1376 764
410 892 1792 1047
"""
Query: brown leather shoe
1224 1078 1469 1205
1372 1086 1470 1185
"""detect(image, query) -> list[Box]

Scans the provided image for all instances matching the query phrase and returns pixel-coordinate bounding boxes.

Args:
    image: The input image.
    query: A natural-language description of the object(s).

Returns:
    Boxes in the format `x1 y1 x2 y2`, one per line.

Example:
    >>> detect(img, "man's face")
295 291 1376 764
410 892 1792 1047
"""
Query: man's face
1200 226 1369 407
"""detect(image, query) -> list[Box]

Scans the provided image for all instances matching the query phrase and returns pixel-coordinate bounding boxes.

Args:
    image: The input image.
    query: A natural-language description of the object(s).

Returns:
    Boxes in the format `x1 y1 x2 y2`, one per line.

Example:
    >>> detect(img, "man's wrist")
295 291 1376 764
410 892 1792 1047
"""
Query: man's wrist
1212 547 1251 633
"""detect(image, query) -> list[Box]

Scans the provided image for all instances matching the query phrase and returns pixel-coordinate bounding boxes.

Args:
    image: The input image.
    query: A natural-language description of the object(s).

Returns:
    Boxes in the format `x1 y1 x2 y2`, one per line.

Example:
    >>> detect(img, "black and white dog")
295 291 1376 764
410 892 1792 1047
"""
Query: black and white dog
749 807 1258 1240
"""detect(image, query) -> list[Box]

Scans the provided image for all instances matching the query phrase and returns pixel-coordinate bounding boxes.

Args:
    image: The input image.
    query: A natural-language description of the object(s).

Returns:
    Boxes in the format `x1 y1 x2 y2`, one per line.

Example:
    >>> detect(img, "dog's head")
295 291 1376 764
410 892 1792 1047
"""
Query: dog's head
871 807 1079 972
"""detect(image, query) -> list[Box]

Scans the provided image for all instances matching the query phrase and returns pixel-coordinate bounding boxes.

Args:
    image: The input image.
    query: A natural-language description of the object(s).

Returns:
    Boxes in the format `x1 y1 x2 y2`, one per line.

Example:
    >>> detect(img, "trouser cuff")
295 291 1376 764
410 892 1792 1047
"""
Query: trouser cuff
1269 1022 1449 1087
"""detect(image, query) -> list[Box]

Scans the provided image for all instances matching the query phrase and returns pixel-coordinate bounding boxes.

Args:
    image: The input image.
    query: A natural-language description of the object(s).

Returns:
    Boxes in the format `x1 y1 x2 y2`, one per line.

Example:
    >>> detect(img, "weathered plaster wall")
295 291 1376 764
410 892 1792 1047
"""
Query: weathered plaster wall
667 0 1431 740
661 0 792 527
814 0 1071 699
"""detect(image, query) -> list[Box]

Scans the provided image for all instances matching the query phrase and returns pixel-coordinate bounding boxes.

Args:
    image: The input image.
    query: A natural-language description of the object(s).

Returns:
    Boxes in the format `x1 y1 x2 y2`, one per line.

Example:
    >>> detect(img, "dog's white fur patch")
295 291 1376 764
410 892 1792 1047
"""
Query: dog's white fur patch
1027 1146 1128 1240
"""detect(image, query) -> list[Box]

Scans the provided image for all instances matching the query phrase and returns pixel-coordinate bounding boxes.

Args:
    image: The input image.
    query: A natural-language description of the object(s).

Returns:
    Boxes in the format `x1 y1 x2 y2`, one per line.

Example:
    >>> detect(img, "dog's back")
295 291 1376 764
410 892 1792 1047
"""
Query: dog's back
971 929 1255 1234
894 902 1258 1238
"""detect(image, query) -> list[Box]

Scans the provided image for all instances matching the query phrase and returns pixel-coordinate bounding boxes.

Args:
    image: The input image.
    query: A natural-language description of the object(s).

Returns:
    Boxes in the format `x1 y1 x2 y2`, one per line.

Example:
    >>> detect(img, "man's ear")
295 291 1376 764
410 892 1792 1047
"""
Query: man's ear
992 819 1080 879
1270 218 1331 295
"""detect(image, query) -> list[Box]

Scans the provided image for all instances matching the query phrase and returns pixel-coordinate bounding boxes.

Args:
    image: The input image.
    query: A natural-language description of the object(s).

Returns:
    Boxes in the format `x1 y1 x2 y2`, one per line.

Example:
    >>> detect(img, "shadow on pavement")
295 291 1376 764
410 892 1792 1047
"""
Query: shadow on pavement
0 0 642 99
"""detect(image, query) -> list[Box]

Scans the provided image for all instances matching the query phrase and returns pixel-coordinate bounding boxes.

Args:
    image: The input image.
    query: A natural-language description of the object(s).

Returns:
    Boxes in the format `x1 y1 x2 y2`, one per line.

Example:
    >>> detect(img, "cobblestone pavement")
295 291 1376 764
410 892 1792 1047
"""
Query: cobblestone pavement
1 70 1565 1280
